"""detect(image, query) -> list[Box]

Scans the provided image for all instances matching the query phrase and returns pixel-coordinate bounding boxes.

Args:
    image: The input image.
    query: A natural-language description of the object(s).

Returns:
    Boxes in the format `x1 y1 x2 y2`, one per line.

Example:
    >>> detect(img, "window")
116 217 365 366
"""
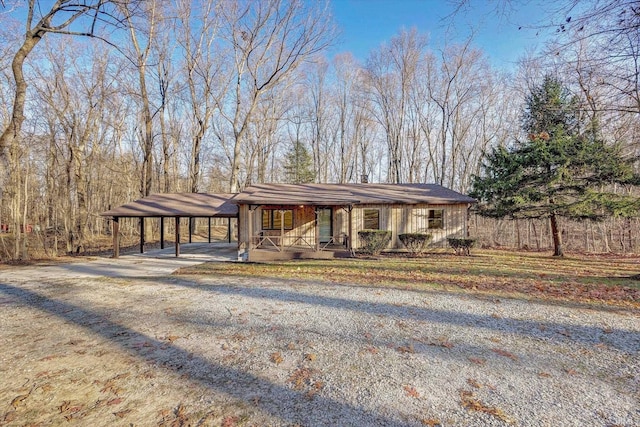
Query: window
262 209 293 230
363 209 380 229
428 209 444 229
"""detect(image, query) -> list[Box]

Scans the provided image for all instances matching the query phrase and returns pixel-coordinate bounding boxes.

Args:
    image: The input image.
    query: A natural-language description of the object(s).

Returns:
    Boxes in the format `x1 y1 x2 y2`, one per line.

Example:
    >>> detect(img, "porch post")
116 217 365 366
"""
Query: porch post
314 207 320 251
188 217 193 243
248 206 253 250
160 217 165 249
280 209 285 251
139 217 145 253
208 217 212 243
227 217 232 243
175 216 180 257
347 205 353 251
112 217 120 258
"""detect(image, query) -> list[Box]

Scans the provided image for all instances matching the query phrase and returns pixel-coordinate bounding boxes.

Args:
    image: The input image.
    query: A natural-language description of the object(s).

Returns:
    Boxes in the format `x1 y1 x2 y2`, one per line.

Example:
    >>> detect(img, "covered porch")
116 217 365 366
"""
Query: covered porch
243 204 353 261
233 185 360 261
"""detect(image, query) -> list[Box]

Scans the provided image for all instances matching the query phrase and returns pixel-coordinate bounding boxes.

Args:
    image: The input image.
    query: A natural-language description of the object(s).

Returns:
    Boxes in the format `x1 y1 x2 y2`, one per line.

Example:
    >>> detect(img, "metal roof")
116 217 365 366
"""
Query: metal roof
233 183 476 206
100 193 239 218
101 184 475 218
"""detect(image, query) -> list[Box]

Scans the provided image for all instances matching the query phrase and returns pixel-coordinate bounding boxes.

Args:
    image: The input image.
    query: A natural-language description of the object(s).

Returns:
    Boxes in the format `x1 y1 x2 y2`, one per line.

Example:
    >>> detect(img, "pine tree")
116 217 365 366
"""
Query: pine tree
471 75 639 256
283 140 315 184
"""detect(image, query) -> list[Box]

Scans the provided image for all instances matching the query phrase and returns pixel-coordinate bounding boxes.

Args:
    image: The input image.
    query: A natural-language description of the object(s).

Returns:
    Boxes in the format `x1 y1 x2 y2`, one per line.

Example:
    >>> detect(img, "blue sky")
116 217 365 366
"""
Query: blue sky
329 0 548 69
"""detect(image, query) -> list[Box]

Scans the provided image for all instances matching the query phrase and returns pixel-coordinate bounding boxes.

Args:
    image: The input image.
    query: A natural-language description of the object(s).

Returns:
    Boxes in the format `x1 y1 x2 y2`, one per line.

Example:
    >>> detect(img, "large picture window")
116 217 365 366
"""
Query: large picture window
363 209 380 229
428 209 444 229
262 209 293 230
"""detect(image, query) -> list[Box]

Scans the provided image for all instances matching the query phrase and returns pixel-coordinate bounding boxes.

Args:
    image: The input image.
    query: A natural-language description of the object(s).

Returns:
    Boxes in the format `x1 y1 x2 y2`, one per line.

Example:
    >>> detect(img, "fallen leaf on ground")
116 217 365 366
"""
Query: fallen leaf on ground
288 367 314 390
365 346 378 354
397 343 415 353
459 390 513 424
467 378 482 389
403 385 420 398
222 415 238 427
491 348 518 361
113 409 132 418
270 352 283 364
306 380 325 399
430 336 454 348
11 393 29 409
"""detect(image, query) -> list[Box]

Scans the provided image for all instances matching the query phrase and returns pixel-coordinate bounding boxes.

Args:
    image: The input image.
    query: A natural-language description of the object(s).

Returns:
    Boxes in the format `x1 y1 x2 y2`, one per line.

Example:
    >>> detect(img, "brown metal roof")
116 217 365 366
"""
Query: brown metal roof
101 193 239 218
233 183 476 206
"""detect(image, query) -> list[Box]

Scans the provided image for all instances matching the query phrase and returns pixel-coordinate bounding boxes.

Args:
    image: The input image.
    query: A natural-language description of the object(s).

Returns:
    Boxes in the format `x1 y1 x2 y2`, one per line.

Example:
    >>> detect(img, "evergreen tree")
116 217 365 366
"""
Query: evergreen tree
471 75 638 256
283 140 315 184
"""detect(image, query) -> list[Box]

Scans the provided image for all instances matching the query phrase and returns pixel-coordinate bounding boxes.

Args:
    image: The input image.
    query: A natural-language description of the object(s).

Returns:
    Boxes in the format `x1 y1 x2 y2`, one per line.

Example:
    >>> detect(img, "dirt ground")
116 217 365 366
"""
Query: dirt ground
0 249 638 426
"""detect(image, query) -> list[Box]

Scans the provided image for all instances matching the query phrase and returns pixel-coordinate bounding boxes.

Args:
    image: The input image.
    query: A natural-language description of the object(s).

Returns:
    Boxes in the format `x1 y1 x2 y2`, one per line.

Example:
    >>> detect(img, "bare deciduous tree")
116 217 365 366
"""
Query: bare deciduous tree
174 0 226 193
217 0 336 192
0 0 125 259
365 28 427 183
119 1 161 197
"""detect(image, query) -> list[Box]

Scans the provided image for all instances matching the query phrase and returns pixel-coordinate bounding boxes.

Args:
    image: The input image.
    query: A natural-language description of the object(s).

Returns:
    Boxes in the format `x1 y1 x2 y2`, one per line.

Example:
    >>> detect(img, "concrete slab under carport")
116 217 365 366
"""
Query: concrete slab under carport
136 242 238 263
0 243 237 282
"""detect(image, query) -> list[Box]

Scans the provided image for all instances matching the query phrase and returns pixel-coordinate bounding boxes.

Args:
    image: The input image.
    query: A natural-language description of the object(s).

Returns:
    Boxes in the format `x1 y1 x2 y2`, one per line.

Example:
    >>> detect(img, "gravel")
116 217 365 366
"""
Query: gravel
0 254 638 426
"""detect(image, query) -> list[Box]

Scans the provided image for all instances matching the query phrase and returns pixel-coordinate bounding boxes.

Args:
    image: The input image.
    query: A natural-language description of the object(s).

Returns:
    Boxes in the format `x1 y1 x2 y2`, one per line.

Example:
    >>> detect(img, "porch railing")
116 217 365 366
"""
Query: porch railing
252 233 347 252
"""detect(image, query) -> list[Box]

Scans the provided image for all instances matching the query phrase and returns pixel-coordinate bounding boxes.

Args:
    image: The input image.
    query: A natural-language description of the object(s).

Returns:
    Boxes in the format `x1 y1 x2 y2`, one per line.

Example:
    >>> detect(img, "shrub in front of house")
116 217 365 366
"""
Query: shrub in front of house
358 230 392 255
398 233 432 256
447 237 476 256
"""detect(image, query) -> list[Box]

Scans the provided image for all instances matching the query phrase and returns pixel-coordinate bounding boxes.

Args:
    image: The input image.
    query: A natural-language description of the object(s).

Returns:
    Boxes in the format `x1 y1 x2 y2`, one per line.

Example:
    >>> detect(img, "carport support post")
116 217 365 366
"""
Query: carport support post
227 218 231 243
112 217 120 258
188 217 193 243
160 217 165 249
175 216 180 257
139 218 145 253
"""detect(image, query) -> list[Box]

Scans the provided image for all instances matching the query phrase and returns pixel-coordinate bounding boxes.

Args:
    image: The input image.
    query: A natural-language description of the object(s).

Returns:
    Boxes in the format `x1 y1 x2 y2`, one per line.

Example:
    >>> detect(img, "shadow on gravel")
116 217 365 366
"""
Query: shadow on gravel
164 277 640 354
0 282 410 427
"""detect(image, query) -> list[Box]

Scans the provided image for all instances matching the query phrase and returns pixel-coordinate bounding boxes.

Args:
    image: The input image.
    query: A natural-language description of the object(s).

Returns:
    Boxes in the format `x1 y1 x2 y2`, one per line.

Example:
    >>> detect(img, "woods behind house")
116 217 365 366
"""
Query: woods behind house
0 0 638 260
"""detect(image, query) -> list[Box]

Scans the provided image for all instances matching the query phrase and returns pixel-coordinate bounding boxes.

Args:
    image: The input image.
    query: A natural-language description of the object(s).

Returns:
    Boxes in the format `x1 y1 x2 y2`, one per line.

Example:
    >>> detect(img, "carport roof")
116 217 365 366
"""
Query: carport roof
101 193 238 218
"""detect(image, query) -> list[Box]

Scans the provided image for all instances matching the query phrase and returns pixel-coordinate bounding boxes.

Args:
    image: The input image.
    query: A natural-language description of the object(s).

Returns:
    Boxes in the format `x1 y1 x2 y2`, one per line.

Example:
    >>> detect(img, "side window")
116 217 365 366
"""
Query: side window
363 209 380 230
428 209 444 229
262 209 293 230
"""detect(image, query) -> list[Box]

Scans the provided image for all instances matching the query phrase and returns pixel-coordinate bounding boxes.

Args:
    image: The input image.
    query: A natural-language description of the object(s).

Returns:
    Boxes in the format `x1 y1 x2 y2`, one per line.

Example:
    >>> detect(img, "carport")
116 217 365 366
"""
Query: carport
100 193 238 258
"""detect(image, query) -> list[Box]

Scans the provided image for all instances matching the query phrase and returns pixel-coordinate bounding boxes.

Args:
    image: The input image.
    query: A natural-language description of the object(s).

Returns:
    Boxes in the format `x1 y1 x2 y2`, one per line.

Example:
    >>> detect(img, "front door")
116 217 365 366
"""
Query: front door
318 208 332 243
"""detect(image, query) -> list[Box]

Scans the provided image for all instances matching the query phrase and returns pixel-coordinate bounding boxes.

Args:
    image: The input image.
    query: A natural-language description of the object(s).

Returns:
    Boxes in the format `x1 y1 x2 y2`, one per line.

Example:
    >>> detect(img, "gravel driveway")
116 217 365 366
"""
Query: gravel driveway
0 251 638 426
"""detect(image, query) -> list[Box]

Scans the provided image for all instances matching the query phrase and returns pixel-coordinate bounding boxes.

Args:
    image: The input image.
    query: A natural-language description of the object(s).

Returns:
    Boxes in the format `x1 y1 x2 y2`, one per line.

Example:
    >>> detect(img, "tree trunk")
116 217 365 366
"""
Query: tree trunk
0 33 41 260
190 122 203 193
0 34 39 164
550 214 563 256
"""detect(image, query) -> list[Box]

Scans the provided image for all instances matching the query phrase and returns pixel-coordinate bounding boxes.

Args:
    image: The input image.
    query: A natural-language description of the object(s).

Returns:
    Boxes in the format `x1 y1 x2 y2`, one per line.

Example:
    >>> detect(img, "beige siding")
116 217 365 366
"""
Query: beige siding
349 203 469 250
